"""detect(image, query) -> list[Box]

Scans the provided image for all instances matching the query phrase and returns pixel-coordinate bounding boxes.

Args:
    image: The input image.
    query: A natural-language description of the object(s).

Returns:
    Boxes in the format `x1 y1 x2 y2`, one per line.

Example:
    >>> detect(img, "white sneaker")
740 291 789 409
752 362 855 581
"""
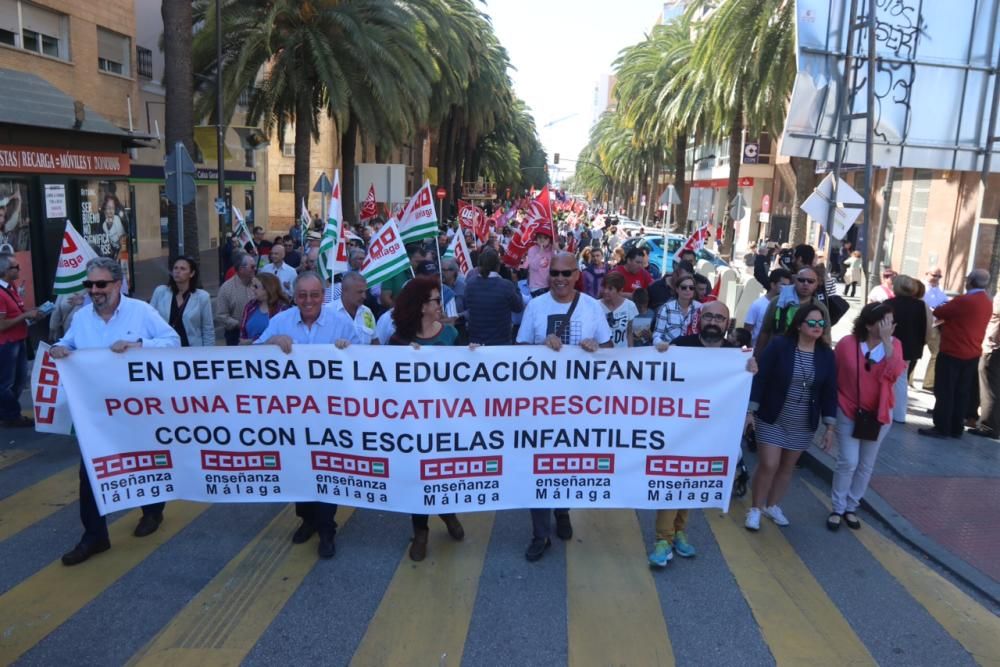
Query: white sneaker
744 507 761 531
763 505 790 526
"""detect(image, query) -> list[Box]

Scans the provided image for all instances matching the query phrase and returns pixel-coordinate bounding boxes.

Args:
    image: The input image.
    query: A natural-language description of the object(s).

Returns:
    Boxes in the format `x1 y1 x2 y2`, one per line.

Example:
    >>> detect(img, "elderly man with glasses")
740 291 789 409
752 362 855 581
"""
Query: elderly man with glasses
49 257 181 565
754 266 826 356
0 253 40 427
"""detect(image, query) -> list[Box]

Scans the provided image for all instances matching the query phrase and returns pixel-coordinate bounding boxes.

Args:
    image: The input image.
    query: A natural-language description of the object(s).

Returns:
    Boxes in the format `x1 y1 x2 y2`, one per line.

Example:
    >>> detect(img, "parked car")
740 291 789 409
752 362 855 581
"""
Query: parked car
621 234 729 273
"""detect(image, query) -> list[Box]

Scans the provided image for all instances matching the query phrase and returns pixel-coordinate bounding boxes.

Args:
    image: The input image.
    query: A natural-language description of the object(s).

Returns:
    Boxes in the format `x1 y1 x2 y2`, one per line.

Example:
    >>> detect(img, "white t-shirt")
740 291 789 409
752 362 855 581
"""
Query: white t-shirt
601 299 638 348
744 294 771 346
260 262 297 296
516 291 612 346
375 309 395 345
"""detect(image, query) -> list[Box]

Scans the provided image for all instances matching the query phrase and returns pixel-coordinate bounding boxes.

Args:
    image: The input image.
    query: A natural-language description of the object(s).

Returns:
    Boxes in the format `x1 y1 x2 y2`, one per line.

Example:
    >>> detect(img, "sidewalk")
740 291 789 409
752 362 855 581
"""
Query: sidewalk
803 293 1000 605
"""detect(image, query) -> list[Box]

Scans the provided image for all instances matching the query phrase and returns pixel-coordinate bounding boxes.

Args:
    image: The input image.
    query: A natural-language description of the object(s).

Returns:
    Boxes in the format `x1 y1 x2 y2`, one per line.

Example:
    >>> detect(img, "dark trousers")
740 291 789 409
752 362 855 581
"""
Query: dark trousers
932 353 979 436
978 350 1000 433
295 502 337 538
530 508 569 539
0 339 28 421
224 328 240 346
843 282 858 297
411 513 457 531
79 459 165 546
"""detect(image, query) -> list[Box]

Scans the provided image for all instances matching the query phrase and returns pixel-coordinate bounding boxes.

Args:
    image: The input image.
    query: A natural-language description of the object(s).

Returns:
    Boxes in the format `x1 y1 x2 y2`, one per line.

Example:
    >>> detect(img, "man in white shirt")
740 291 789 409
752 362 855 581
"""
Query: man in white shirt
50 257 181 566
516 252 612 562
256 271 358 559
744 268 792 347
332 271 377 344
260 243 297 296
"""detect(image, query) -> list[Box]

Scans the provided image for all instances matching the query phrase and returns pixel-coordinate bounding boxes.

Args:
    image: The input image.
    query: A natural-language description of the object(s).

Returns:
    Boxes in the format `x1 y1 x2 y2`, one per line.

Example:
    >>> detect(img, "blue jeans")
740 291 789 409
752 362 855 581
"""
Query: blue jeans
0 339 28 421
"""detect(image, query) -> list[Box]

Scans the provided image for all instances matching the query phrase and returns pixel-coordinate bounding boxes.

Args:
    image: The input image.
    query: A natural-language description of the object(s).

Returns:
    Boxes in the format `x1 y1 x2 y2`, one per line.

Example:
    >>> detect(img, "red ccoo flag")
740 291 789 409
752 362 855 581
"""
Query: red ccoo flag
501 186 555 268
360 184 378 222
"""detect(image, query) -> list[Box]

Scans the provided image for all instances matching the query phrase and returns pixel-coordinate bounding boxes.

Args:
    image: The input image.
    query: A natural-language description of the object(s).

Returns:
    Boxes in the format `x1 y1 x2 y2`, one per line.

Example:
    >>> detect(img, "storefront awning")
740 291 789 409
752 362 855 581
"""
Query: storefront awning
0 68 154 146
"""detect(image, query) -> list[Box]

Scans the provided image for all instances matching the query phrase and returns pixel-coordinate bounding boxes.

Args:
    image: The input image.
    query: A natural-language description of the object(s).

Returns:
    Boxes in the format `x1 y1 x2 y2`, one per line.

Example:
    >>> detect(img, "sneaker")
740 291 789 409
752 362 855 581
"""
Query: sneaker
745 507 761 531
647 540 673 567
763 505 790 527
672 531 696 557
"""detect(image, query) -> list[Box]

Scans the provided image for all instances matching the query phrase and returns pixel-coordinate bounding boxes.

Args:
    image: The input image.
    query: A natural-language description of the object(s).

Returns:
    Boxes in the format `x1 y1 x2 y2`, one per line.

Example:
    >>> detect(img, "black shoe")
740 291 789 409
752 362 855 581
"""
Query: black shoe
318 533 336 559
292 521 316 544
843 512 862 530
826 513 842 532
967 427 997 438
61 539 111 566
917 427 948 439
555 513 573 540
440 514 465 541
525 537 550 562
133 513 163 537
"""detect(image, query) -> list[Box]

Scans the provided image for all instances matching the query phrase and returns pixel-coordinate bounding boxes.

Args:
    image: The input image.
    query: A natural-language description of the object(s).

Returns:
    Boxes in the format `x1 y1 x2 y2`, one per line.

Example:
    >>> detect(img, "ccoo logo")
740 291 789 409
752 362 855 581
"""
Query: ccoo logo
646 455 728 477
312 451 389 478
420 455 502 480
93 450 172 479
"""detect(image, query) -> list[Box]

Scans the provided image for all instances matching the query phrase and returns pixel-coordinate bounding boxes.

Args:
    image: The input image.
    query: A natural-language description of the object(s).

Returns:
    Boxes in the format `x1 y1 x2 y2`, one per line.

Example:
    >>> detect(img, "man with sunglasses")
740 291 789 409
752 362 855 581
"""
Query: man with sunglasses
755 266 827 356
0 253 40 427
516 252 612 562
50 257 181 566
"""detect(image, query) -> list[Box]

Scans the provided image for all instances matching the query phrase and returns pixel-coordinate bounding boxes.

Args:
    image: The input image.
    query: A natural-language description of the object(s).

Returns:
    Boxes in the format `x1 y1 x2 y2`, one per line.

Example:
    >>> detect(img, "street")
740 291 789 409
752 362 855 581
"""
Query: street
1 425 998 666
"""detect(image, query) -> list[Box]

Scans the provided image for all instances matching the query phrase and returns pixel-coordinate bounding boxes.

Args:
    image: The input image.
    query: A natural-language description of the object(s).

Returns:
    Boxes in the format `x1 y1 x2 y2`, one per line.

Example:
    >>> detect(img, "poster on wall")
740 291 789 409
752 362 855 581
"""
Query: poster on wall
80 181 133 292
0 180 35 308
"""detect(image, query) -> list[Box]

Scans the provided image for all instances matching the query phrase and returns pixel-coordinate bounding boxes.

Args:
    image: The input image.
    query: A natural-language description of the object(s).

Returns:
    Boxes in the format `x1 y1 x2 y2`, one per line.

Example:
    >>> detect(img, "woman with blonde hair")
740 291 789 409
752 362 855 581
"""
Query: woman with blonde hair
240 272 290 343
843 250 864 297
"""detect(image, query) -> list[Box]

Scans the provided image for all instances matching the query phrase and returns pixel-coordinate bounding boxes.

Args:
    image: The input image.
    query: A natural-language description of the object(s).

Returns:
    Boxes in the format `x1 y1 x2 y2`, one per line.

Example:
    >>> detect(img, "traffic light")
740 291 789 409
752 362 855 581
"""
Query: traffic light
553 153 560 165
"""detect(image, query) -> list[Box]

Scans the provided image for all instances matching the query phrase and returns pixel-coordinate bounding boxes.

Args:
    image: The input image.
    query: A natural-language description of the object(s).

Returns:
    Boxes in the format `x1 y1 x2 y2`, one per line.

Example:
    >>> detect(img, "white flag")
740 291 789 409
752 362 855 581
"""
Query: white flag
318 171 343 282
53 221 98 295
361 218 409 287
397 180 438 244
445 228 473 277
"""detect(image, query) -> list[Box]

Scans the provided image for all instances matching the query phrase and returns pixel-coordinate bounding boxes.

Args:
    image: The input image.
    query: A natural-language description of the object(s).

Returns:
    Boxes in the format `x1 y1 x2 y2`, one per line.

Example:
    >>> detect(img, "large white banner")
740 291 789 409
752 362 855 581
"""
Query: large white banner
56 346 752 516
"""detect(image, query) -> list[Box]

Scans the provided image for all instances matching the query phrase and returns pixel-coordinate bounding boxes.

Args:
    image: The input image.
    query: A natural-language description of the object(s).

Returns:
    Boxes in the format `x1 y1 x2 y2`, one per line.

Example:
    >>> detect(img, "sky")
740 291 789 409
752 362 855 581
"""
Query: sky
485 0 660 179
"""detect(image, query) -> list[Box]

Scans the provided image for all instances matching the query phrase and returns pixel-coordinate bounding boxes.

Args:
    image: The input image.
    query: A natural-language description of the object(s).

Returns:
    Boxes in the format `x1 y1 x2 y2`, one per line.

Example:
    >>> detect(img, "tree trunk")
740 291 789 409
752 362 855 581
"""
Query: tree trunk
789 156 817 245
341 113 359 223
673 131 687 230
162 0 197 261
293 98 312 224
722 101 744 260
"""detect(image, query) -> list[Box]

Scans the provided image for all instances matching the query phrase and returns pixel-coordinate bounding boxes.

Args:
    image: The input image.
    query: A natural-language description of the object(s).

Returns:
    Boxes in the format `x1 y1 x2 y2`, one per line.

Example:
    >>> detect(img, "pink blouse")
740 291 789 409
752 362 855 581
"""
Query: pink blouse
834 334 907 424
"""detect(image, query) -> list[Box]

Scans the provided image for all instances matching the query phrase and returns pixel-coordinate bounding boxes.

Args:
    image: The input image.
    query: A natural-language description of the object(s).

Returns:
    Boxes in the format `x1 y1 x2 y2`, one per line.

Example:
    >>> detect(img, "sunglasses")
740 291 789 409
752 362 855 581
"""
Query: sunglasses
82 280 114 289
677 284 695 291
804 318 826 328
796 277 816 284
549 269 575 277
8 264 19 270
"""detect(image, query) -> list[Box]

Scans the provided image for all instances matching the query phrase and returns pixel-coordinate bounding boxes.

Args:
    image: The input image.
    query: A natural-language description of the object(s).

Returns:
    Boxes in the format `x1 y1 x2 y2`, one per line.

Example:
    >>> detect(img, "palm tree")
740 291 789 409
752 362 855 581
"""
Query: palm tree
162 0 198 259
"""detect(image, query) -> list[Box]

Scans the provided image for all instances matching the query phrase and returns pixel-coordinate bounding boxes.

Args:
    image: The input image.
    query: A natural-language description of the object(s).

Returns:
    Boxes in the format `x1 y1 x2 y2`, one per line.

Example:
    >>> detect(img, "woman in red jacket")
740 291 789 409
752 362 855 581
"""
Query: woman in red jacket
828 302 907 530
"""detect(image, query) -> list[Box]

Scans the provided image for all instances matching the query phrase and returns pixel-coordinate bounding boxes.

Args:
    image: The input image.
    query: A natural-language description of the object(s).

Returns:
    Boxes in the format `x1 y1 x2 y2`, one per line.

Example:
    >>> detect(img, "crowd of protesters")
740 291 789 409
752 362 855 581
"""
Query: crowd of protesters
2 195 998 569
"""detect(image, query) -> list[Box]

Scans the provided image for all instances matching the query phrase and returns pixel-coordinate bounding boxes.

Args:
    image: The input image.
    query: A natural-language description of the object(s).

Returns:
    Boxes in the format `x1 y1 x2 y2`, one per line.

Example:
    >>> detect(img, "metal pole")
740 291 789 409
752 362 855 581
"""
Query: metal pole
871 166 894 276
826 0 860 248
974 40 1000 282
859 0 877 269
215 0 226 249
661 199 672 275
176 143 185 256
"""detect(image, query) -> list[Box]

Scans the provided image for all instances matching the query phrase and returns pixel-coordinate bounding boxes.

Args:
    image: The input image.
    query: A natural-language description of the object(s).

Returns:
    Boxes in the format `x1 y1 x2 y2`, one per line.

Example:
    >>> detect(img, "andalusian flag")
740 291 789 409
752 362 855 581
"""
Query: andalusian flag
361 218 409 287
231 206 256 254
53 221 98 295
397 180 438 244
299 197 311 242
318 170 342 282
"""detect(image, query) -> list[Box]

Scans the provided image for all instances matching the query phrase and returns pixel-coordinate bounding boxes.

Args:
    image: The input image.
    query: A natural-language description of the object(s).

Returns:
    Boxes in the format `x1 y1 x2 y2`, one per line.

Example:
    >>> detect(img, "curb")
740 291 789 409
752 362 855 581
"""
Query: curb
799 448 1000 607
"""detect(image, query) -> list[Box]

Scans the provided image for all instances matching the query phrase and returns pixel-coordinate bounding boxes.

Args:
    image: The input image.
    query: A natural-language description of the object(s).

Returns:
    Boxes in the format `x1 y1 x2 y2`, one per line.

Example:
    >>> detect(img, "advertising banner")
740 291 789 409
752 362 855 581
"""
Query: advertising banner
56 345 753 516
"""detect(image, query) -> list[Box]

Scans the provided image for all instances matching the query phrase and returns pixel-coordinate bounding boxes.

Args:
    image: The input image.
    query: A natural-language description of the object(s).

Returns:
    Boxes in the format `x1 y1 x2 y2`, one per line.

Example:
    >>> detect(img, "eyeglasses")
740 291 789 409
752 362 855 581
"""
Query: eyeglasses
796 277 817 284
928 273 942 278
677 284 695 291
8 265 19 270
701 313 728 323
549 269 575 277
82 280 114 289
427 297 441 303
805 318 826 328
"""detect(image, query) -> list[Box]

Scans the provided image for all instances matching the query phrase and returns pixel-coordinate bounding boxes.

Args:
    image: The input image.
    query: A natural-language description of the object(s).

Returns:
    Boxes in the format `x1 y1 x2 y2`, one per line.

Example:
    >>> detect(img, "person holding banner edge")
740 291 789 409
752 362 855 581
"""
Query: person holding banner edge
516 252 613 561
50 257 181 566
388 275 467 561
256 272 358 559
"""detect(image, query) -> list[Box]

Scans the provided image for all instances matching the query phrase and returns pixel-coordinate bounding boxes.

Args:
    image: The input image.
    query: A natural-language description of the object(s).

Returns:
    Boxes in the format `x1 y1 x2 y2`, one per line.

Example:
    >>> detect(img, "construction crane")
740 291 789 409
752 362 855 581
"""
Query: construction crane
544 113 579 128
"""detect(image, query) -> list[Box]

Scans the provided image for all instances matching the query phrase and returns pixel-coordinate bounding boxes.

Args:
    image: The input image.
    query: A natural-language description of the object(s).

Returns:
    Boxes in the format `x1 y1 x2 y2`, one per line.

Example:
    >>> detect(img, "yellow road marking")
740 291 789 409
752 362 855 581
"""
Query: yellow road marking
566 509 674 667
0 501 208 663
0 448 36 471
128 505 355 667
804 481 1000 666
350 512 494 667
706 502 875 665
0 466 79 541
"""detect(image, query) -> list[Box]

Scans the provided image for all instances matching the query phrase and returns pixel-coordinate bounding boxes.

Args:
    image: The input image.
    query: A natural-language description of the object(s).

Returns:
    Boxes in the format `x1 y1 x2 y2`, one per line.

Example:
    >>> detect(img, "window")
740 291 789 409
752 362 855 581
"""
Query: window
0 0 16 46
19 1 68 59
278 175 294 192
282 143 295 158
136 45 152 79
244 147 256 169
97 27 130 76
